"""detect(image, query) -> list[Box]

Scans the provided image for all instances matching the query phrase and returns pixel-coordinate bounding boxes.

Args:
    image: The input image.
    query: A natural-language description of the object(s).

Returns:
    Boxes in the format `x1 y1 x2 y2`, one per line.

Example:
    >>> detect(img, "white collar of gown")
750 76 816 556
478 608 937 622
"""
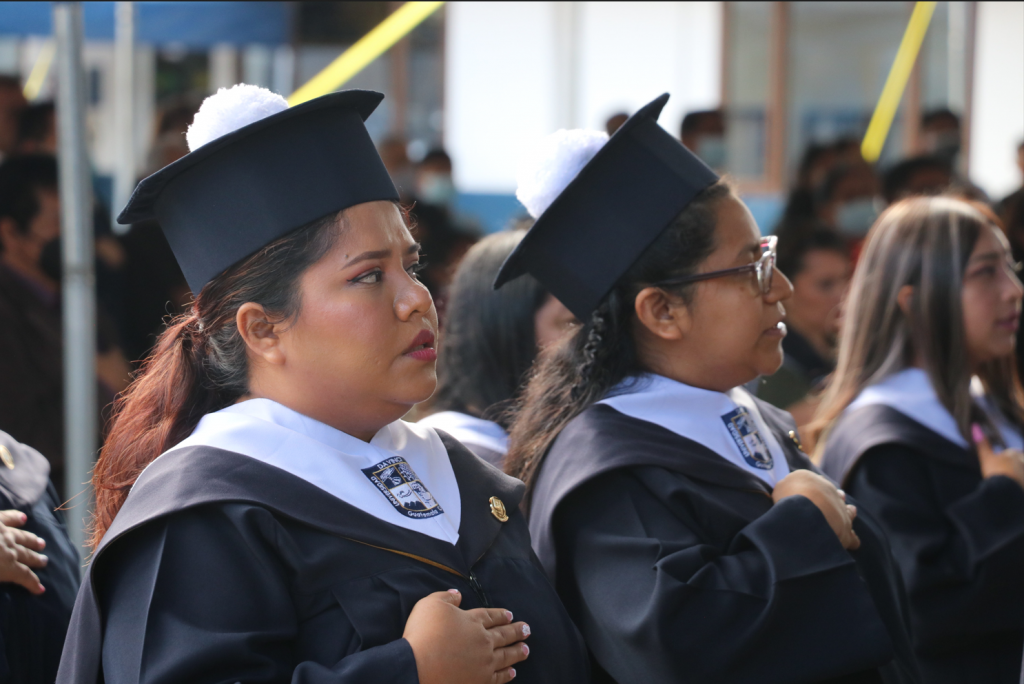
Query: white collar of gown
165 398 462 544
417 411 508 456
598 373 791 486
847 367 1023 452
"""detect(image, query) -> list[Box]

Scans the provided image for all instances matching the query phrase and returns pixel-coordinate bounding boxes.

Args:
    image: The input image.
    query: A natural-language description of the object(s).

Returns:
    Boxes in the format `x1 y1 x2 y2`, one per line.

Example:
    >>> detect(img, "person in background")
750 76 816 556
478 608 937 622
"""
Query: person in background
997 140 1024 229
144 98 199 173
15 102 56 155
414 148 457 211
816 160 883 256
680 108 726 172
776 137 863 233
919 108 962 166
757 227 851 427
605 112 628 136
0 155 131 497
0 76 26 160
0 430 80 684
419 228 576 467
816 196 1024 684
882 155 954 206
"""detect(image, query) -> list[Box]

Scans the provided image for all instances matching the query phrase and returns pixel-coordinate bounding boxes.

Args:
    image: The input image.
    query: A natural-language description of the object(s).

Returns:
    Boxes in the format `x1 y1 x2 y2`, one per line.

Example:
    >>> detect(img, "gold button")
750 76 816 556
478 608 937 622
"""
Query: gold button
489 496 508 522
788 430 805 452
0 445 13 469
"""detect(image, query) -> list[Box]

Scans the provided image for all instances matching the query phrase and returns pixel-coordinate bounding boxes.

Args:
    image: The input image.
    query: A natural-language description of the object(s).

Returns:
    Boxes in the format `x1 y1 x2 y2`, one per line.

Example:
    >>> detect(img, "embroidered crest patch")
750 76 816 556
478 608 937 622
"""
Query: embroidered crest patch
362 456 444 519
721 407 774 470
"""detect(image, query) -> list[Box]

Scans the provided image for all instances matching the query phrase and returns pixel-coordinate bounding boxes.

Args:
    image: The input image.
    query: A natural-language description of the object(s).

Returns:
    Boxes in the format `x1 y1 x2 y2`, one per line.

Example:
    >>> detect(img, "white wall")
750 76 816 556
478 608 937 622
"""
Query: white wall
970 1 1024 199
445 1 722 194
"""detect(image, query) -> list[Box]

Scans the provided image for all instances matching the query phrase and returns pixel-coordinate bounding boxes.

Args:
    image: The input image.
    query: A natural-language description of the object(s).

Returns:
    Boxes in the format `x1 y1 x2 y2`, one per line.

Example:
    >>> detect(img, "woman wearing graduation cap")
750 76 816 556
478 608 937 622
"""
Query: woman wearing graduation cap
814 196 1024 684
56 86 589 684
497 95 920 684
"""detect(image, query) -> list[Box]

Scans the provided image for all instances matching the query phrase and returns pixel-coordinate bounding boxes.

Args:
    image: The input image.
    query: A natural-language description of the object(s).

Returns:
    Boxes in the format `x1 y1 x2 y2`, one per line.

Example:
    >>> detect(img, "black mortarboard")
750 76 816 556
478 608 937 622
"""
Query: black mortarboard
493 93 719 320
118 90 399 293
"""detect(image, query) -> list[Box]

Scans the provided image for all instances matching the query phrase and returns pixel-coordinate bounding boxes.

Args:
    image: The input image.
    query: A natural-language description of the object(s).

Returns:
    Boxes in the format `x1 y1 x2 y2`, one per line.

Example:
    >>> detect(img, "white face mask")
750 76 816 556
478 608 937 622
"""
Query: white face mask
835 197 881 237
417 173 456 206
696 135 727 170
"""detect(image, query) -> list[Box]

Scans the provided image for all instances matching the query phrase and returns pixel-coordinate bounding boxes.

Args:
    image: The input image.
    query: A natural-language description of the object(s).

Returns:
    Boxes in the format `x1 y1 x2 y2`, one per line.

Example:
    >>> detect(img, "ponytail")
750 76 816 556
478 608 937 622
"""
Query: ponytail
89 212 344 549
505 180 731 507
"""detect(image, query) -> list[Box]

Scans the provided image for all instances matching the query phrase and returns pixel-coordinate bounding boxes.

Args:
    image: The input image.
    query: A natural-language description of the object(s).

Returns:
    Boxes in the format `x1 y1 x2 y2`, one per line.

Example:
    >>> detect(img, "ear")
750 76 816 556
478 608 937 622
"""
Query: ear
896 284 914 316
236 302 286 365
0 217 18 251
634 286 691 341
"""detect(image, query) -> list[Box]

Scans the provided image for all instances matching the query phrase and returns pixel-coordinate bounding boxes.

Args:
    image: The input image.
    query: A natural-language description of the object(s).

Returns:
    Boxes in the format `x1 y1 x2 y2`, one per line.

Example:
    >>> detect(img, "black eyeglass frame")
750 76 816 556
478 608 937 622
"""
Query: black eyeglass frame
656 236 777 295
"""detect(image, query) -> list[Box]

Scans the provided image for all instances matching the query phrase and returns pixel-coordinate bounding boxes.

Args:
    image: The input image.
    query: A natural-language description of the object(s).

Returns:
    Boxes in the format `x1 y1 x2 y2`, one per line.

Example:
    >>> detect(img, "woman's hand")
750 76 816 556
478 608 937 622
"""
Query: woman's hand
403 589 530 684
974 424 1024 489
0 510 47 594
773 470 861 550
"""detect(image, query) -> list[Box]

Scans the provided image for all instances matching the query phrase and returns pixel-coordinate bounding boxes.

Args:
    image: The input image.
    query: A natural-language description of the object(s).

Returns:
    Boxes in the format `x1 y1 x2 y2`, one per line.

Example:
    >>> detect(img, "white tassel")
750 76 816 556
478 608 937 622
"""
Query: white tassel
516 128 608 219
186 84 289 152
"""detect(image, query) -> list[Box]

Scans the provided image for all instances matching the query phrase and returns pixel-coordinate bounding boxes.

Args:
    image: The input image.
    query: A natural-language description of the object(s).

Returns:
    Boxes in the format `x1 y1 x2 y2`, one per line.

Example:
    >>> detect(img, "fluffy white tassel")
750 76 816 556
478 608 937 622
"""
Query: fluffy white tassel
516 128 609 219
186 84 289 152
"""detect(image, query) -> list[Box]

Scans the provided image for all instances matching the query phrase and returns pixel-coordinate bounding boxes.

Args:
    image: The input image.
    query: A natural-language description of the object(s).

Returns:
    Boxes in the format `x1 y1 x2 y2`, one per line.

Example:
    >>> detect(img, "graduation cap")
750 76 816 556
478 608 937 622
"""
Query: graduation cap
118 87 399 294
494 93 719 320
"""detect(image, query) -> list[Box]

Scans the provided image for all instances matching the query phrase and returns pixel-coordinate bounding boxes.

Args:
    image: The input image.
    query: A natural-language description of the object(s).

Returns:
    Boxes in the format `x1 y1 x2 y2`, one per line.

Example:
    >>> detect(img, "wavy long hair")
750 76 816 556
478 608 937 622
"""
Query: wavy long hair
811 196 1024 453
504 180 732 507
89 212 345 549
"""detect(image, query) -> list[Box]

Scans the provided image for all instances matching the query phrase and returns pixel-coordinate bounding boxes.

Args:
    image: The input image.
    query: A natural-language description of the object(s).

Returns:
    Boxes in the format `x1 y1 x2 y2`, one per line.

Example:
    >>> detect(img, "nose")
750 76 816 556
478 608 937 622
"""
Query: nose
395 270 435 322
765 268 794 304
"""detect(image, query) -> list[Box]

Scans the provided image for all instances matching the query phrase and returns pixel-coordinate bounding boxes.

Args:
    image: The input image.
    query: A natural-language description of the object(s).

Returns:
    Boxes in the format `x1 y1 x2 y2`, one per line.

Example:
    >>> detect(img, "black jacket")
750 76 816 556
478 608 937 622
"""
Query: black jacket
821 404 1024 684
0 431 81 684
530 400 920 684
56 431 588 684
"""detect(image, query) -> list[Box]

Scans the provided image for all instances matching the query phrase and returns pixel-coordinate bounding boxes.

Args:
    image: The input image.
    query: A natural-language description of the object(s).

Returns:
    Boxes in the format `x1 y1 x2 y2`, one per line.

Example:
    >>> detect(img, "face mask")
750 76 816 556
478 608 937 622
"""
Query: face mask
835 197 880 237
696 135 727 170
417 173 456 206
925 130 961 164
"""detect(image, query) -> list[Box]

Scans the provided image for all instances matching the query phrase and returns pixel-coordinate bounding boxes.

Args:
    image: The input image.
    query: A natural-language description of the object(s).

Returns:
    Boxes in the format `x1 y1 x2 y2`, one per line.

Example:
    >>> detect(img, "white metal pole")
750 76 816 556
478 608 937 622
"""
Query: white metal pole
54 1 96 560
112 1 135 231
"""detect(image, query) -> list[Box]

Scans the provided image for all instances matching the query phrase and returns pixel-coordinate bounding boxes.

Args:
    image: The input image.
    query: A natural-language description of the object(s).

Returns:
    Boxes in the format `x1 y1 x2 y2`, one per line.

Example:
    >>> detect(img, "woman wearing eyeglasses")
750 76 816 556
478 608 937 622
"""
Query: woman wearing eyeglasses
496 95 919 684
815 197 1024 684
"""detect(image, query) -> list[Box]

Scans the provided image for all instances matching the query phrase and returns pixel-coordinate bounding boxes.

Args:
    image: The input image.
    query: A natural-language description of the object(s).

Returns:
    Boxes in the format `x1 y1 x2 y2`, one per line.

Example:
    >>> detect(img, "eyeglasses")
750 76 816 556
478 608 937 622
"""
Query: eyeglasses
656 236 777 295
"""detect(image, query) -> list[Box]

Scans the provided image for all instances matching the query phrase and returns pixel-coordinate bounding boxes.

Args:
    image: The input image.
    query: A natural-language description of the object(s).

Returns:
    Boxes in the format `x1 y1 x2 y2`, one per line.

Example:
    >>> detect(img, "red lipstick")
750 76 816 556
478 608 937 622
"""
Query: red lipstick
404 329 437 361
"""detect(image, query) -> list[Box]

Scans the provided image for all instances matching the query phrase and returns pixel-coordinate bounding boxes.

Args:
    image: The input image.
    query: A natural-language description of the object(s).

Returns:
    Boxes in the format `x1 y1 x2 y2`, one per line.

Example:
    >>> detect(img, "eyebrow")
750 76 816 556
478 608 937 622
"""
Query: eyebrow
343 242 422 268
968 250 1004 264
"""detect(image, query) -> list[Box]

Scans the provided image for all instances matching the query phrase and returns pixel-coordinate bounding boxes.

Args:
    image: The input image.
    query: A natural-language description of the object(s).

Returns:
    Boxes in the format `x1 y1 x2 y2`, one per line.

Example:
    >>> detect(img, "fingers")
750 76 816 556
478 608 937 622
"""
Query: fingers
0 510 26 528
845 529 862 551
430 589 463 607
846 504 857 520
6 561 44 595
13 541 47 569
489 621 531 648
837 489 846 502
493 641 530 671
973 423 996 460
492 667 518 684
475 607 515 629
8 527 45 552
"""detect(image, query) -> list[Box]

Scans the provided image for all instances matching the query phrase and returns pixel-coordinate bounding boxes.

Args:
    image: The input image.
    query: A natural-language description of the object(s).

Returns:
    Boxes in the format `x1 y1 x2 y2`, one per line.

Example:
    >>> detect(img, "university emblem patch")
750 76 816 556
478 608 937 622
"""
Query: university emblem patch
721 407 774 470
362 456 444 519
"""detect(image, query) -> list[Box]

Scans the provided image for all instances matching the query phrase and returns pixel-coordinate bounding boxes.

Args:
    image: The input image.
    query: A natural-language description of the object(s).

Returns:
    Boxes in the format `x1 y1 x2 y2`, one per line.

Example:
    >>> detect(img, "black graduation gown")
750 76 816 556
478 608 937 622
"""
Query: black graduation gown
821 404 1024 684
57 431 589 684
0 431 81 684
530 400 920 684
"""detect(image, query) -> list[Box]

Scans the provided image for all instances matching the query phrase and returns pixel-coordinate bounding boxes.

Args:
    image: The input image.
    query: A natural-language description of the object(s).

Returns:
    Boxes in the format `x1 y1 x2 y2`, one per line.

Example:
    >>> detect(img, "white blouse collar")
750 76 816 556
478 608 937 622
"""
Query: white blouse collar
598 374 791 486
847 367 1023 451
165 398 462 544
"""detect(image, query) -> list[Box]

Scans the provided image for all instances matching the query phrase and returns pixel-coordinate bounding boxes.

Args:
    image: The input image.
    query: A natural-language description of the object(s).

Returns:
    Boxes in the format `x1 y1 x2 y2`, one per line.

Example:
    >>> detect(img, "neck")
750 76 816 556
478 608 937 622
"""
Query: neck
238 390 397 443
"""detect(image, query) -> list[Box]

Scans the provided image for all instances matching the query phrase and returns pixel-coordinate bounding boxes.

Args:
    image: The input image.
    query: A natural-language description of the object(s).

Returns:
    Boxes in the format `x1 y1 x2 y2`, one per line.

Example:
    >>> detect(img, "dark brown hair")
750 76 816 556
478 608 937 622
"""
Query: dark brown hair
89 212 344 549
504 180 732 506
811 196 1024 453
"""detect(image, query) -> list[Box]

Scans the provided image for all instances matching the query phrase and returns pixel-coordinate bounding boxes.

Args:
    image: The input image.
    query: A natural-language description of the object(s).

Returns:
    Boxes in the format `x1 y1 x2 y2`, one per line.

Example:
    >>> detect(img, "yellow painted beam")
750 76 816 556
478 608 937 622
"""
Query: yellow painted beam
288 1 446 106
861 1 937 163
23 41 56 101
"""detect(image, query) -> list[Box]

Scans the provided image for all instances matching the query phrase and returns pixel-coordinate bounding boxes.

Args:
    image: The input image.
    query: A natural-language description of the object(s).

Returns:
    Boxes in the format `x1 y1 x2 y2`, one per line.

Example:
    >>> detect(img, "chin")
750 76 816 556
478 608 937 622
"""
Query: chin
394 373 438 407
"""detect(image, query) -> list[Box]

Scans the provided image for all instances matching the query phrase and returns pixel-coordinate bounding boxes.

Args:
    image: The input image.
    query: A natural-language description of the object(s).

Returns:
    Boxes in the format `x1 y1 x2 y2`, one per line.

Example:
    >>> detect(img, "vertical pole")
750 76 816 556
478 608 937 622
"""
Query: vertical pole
54 2 96 560
766 1 789 191
112 1 135 230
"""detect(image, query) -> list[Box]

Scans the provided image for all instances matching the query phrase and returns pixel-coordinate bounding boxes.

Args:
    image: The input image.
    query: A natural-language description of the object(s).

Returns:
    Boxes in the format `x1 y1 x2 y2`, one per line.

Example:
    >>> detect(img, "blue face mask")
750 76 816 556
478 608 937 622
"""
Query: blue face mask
417 173 456 206
835 197 880 237
696 135 727 171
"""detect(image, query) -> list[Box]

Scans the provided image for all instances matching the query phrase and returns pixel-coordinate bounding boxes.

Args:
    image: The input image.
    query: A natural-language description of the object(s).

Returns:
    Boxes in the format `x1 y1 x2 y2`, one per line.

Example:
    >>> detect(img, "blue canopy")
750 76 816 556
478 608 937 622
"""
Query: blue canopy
0 2 290 47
